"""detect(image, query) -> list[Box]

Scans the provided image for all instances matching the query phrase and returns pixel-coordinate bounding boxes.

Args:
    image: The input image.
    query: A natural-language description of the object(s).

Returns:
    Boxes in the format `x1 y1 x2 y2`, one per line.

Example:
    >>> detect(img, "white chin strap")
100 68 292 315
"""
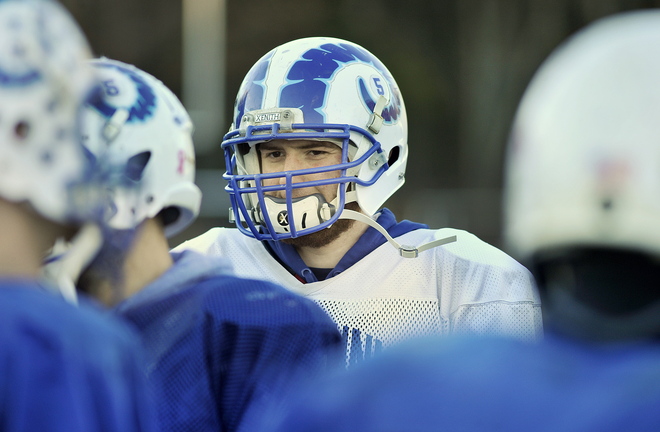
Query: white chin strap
338 210 457 258
255 188 457 257
258 191 456 257
256 189 359 234
258 193 341 234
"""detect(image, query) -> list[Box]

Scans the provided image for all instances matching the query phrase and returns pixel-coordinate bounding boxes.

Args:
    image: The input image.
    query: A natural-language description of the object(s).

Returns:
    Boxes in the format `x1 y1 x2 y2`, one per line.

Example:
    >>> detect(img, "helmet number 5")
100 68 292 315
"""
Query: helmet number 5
373 77 385 95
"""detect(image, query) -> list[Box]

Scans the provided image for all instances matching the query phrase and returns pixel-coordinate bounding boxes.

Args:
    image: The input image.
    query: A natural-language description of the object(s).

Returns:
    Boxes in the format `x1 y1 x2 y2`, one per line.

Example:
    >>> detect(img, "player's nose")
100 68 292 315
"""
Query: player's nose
278 156 307 183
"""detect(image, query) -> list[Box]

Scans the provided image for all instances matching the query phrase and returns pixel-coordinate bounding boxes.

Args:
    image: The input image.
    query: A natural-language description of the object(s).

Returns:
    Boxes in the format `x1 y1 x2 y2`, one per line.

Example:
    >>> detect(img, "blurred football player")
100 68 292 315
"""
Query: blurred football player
175 36 542 366
0 1 156 430
76 57 343 432
266 10 660 432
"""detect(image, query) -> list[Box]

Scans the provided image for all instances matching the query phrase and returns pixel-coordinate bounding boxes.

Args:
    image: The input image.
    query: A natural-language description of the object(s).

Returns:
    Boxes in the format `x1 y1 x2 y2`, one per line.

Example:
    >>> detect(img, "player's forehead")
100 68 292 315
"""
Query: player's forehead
258 139 339 150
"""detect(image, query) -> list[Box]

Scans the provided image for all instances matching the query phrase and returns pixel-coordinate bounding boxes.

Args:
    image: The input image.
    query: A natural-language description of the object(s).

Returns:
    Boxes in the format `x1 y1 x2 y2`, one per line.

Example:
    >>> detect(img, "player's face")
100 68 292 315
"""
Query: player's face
258 139 342 203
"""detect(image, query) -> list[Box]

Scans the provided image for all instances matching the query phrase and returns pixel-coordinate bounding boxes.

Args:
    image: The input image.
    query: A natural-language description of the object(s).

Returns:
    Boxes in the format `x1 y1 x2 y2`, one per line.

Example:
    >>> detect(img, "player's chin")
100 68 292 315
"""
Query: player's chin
281 202 361 248
281 217 355 248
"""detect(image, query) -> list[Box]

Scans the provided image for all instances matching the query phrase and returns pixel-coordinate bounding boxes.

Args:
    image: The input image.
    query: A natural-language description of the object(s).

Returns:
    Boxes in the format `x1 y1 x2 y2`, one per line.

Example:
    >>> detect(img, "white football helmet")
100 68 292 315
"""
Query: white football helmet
223 37 408 241
504 10 660 263
0 0 95 224
81 58 201 238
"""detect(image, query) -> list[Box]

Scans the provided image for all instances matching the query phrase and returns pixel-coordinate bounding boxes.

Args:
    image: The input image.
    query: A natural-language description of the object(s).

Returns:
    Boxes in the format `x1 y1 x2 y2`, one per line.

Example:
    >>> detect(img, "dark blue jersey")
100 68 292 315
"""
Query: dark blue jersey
0 280 157 432
271 333 660 431
115 250 343 432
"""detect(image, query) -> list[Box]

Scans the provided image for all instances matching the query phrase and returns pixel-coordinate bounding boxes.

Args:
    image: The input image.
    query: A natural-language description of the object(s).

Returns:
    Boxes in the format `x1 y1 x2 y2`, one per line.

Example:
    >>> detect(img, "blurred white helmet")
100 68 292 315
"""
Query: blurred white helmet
81 58 201 238
504 10 660 263
223 37 408 241
0 0 95 224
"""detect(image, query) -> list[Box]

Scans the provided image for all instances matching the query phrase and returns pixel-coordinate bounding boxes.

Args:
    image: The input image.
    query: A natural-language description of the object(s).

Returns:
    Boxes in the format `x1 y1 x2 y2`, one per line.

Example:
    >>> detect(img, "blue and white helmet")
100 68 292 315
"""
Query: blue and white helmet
223 37 408 241
0 0 95 225
80 58 201 238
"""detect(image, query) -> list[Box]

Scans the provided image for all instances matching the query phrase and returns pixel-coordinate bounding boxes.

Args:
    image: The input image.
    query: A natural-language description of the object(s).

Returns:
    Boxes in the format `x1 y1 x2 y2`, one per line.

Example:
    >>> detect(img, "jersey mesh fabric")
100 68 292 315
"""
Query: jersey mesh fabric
116 273 342 432
317 299 443 366
0 281 157 432
175 227 542 368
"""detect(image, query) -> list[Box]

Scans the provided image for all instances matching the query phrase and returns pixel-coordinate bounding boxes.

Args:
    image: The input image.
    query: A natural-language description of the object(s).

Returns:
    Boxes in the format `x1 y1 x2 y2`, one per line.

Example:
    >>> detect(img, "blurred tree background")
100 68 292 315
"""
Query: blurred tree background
61 0 660 248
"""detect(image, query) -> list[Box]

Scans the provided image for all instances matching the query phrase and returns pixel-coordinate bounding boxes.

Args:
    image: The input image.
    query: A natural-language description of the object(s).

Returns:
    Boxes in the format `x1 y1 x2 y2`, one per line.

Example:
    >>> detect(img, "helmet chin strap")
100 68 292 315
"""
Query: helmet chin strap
102 108 130 144
258 194 336 234
257 189 457 256
255 190 360 234
338 209 457 258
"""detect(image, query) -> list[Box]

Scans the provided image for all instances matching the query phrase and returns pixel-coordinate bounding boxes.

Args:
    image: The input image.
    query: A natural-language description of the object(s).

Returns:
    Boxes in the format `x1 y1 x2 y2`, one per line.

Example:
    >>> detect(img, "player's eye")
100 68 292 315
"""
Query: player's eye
263 150 283 159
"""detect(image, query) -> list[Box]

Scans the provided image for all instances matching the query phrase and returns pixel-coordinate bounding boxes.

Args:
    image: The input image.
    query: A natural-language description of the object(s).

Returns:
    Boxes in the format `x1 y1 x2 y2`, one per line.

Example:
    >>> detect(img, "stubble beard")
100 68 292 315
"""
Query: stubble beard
281 201 361 249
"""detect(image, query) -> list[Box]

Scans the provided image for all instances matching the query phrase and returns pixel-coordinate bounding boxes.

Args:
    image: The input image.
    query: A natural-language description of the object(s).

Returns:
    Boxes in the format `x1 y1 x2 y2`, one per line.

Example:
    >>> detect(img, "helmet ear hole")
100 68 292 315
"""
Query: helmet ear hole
157 206 181 227
125 151 151 181
387 146 400 166
14 120 31 140
238 143 251 156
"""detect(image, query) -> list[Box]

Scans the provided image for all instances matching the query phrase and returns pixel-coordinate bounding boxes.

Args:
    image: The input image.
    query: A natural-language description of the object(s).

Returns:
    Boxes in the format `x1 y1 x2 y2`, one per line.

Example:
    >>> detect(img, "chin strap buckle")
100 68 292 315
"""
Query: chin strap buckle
367 95 388 134
399 246 419 258
102 108 130 144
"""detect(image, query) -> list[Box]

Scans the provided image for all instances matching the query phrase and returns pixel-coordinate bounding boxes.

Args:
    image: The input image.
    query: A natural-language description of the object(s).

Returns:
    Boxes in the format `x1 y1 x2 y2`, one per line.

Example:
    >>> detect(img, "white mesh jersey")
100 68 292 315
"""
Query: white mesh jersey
175 227 542 366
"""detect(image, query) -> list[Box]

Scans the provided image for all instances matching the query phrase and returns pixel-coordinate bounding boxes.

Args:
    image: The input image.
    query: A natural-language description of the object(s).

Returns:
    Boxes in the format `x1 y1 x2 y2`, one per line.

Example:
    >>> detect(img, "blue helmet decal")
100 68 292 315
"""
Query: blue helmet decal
280 42 401 124
0 17 42 87
88 62 156 123
234 50 273 127
0 65 40 87
233 41 402 127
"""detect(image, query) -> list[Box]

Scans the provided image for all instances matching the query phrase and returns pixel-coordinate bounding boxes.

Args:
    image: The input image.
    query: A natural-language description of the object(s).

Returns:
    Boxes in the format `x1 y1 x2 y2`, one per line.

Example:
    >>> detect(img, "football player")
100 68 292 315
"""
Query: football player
175 36 543 366
76 57 343 432
0 1 156 430
267 11 660 431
